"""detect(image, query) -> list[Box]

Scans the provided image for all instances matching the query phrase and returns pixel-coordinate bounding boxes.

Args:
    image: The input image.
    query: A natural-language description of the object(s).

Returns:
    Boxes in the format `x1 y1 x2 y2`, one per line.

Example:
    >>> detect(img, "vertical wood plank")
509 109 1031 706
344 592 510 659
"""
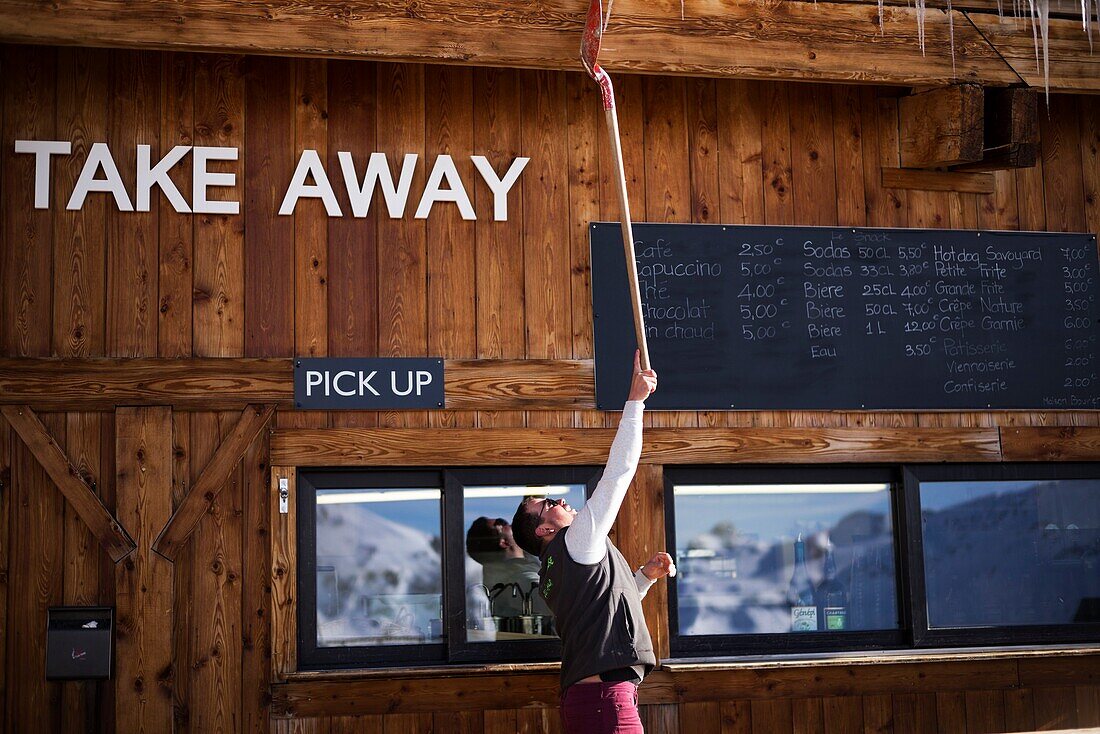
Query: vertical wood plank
0 415 10 727
270 467 297 681
159 52 195 358
687 77 726 430
752 699 793 734
1003 688 1036 732
792 698 825 734
425 65 476 429
54 47 107 358
433 710 482 734
473 67 525 429
294 58 329 360
193 54 245 358
965 689 1006 733
642 74 696 430
330 714 383 734
376 63 428 429
244 55 294 359
1081 96 1100 241
484 709 519 734
62 412 107 734
2 45 55 357
566 72 603 429
327 59 379 385
823 697 864 733
717 79 765 227
170 410 193 730
525 69 572 430
615 463 669 659
6 413 64 733
863 694 894 734
241 432 270 734
833 85 867 228
759 80 795 429
384 712 434 734
643 703 680 734
893 693 937 734
679 701 720 733
1032 686 1077 730
863 90 907 230
326 59 379 431
187 411 244 733
935 692 967 734
789 83 839 430
108 50 159 357
115 406 174 734
1040 95 1086 234
1076 686 1100 727
721 700 753 733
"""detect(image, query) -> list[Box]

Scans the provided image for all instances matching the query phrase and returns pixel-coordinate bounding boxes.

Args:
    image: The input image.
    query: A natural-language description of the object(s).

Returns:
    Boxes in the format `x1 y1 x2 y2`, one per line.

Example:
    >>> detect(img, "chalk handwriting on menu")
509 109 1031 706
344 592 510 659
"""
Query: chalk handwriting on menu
593 223 1100 410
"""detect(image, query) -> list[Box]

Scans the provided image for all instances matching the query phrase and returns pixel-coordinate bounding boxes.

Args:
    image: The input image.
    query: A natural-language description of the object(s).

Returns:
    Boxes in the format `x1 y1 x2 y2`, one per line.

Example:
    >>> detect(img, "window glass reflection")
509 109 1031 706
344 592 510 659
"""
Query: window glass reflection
314 488 443 648
921 479 1100 628
672 483 898 636
463 485 586 642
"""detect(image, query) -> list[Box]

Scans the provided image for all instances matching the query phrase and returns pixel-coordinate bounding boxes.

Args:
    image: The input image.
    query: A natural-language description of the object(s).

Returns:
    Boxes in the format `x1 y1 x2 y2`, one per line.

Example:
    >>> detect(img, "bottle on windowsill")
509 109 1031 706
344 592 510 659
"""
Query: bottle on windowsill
817 544 849 631
787 534 817 632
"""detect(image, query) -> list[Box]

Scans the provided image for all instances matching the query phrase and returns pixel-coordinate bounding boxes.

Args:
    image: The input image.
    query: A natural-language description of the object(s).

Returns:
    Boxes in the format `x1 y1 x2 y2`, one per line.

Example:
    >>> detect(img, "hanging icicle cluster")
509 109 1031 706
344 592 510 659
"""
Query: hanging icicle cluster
868 0 1098 99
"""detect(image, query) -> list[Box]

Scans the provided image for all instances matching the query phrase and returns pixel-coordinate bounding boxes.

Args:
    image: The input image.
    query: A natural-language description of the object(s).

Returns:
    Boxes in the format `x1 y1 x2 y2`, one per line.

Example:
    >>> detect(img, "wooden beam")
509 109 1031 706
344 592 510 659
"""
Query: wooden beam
151 403 274 561
999 426 1100 461
114 406 175 732
899 85 984 168
269 655 1033 717
271 426 1002 466
967 13 1100 93
0 358 595 411
882 168 996 193
954 87 1038 172
0 0 1021 87
0 405 136 562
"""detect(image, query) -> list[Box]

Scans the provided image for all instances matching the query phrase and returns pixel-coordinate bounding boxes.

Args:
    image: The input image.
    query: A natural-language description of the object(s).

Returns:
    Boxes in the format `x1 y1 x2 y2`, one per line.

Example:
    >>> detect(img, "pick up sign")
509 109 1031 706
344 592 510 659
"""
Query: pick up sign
294 358 445 409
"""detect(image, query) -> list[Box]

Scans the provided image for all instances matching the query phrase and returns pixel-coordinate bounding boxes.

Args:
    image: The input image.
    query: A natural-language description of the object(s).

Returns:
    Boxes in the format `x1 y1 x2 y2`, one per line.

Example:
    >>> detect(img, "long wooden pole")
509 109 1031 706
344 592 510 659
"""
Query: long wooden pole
582 0 651 371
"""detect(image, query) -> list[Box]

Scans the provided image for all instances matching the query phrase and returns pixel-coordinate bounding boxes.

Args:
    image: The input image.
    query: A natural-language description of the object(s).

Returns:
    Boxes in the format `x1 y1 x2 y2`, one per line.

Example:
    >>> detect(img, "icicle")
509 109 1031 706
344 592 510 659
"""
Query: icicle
1039 0 1050 103
947 0 958 79
681 0 686 20
879 0 885 34
916 0 927 53
1026 0 1041 79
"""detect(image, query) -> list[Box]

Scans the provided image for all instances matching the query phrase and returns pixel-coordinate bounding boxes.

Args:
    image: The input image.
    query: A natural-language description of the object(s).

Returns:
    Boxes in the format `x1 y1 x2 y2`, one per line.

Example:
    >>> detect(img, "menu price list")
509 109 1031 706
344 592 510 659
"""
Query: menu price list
591 223 1100 411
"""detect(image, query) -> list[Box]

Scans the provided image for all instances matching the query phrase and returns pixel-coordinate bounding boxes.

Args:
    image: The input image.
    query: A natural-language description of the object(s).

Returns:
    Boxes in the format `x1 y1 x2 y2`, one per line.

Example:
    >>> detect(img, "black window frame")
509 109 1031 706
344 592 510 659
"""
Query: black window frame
665 462 1100 660
664 464 909 657
297 469 447 670
903 461 1100 648
297 466 602 671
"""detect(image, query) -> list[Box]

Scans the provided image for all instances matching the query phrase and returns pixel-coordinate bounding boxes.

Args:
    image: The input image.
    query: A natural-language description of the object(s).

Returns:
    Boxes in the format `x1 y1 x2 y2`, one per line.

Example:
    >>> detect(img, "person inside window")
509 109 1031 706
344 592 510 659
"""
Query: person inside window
466 516 549 619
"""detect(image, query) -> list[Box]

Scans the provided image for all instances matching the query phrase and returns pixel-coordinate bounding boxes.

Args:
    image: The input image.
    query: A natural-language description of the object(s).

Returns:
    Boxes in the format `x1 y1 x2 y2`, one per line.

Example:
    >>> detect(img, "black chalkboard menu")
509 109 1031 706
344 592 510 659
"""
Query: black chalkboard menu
591 222 1100 411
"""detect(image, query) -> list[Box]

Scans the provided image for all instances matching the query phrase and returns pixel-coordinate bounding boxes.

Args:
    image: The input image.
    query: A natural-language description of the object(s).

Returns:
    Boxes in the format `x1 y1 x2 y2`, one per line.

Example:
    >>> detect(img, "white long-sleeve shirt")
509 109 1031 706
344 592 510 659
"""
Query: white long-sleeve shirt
563 400 657 598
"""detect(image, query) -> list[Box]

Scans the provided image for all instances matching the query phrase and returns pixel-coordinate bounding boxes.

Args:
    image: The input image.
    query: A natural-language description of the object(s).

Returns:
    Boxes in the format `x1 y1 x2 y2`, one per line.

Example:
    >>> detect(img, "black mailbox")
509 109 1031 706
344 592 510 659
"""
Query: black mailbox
46 607 113 680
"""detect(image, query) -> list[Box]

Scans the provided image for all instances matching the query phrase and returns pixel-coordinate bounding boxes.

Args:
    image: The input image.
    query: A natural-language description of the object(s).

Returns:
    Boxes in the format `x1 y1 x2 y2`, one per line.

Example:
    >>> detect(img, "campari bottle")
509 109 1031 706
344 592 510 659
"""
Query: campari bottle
787 535 818 632
817 544 849 631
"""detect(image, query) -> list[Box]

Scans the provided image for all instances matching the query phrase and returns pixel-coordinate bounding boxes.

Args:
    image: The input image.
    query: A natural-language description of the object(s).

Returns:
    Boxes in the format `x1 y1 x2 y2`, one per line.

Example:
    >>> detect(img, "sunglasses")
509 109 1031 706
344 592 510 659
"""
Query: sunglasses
538 497 564 518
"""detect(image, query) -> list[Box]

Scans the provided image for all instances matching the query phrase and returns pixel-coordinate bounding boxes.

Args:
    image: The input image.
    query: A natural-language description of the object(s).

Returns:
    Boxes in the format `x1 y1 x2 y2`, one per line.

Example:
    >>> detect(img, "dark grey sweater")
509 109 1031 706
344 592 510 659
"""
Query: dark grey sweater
538 526 656 690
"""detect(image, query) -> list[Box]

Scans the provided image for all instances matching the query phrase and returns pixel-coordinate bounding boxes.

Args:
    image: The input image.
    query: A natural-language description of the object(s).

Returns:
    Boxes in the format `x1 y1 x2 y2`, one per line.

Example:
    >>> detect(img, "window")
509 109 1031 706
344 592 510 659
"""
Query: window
666 467 904 656
297 467 600 669
904 464 1100 647
667 463 1100 658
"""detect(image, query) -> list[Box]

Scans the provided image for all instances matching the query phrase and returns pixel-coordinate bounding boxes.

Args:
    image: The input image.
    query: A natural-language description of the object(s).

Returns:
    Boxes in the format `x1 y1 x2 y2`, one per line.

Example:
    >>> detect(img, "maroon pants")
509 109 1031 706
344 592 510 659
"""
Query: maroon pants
561 681 644 734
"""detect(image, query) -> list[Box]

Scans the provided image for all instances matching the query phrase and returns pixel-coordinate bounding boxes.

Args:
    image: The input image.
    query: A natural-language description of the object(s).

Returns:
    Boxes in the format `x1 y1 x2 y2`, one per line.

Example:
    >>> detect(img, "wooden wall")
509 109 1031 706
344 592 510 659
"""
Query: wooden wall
1 44 1099 733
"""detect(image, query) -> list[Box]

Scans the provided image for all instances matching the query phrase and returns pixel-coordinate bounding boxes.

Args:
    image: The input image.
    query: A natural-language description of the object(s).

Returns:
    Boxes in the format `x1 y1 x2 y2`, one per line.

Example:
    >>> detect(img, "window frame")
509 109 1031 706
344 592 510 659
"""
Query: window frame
297 465 603 670
664 464 909 657
903 462 1100 648
297 469 448 670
